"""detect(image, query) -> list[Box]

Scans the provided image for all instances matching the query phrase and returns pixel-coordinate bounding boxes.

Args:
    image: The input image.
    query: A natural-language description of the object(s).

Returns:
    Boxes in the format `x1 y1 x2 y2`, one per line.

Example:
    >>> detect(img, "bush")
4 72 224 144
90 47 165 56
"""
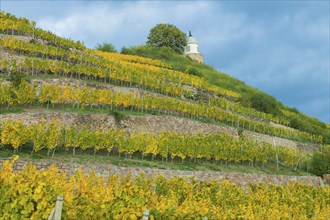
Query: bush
311 147 330 176
241 92 282 116
95 42 117 53
185 67 202 77
288 116 330 144
109 110 124 122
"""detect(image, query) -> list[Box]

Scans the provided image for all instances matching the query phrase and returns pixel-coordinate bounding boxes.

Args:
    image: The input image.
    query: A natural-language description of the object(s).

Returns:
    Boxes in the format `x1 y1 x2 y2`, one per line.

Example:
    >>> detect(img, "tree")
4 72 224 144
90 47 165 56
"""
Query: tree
95 42 117 53
146 24 187 54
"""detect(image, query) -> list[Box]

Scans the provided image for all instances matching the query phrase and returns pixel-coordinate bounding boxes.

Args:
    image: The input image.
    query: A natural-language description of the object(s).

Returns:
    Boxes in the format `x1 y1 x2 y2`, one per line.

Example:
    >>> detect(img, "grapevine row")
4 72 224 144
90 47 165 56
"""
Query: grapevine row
0 11 85 50
0 119 308 167
0 11 171 69
92 49 172 69
0 36 72 61
0 36 170 72
0 159 329 219
212 97 290 126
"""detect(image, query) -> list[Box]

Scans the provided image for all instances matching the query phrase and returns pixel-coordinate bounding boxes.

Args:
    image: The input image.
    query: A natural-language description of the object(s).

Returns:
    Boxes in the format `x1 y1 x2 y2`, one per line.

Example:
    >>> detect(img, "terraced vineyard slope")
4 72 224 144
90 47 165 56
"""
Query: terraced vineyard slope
0 11 329 219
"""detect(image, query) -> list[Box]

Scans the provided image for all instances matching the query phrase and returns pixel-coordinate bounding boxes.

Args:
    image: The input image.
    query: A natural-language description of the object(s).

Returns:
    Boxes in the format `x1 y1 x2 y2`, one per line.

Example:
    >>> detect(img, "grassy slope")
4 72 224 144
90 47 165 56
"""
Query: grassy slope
122 45 251 93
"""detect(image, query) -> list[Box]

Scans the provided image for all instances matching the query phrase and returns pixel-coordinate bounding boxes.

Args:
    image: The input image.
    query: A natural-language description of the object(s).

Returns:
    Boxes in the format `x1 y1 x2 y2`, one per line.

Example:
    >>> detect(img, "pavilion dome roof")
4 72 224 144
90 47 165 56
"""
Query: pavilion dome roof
187 36 198 45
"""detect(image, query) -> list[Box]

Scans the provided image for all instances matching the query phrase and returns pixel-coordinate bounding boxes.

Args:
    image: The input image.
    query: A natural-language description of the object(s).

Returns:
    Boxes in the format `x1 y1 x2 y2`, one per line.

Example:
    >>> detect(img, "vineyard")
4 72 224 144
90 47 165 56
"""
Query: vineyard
0 10 329 219
0 11 327 143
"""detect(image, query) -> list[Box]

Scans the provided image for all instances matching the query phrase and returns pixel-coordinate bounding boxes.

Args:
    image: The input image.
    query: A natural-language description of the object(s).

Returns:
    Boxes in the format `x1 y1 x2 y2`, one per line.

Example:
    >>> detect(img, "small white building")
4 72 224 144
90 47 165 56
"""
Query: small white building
184 31 204 63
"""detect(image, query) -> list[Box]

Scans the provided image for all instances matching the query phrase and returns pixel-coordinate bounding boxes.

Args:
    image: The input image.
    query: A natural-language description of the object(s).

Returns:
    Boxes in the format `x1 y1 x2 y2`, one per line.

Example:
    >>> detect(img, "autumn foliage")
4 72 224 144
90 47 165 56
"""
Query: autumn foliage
0 158 329 219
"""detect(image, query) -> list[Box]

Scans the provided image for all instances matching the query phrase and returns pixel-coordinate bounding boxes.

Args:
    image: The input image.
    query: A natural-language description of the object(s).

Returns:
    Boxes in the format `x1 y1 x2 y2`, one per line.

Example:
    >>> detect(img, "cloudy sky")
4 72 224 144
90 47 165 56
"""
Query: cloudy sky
1 1 329 123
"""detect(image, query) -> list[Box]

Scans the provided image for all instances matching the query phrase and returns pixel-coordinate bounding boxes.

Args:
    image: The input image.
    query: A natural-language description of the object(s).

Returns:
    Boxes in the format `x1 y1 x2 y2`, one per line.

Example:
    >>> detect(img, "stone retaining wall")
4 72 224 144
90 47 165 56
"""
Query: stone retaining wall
0 159 324 187
243 131 320 152
0 109 238 136
243 130 297 148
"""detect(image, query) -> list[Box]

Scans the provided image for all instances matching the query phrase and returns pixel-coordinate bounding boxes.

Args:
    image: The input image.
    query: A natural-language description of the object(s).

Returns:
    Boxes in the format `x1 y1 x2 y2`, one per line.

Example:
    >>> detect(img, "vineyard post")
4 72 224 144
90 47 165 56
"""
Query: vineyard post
32 22 35 39
31 59 34 75
166 145 168 163
141 209 149 220
272 137 279 170
194 144 197 163
48 196 63 220
294 154 301 171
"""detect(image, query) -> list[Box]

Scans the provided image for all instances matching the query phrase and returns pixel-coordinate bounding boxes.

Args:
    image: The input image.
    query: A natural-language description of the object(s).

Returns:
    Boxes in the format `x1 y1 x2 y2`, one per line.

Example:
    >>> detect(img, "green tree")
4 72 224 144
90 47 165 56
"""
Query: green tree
95 42 117 53
146 24 187 54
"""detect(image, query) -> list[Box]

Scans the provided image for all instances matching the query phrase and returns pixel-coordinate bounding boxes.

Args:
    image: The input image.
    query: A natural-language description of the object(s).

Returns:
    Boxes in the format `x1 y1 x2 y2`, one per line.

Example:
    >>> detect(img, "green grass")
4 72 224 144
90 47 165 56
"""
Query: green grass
50 105 147 117
0 145 313 176
0 104 148 117
0 107 25 115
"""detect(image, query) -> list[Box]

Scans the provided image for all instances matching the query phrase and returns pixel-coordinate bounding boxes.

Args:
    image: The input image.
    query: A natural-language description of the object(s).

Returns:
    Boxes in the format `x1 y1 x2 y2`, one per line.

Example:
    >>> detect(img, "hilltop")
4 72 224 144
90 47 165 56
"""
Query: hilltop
0 11 329 177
